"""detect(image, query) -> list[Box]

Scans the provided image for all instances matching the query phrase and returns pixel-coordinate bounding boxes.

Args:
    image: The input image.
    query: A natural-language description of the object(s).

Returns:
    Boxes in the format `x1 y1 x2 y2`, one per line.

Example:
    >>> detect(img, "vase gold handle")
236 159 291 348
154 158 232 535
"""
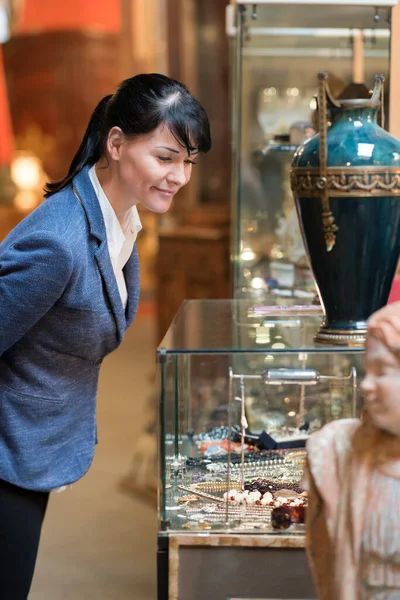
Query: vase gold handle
317 72 339 252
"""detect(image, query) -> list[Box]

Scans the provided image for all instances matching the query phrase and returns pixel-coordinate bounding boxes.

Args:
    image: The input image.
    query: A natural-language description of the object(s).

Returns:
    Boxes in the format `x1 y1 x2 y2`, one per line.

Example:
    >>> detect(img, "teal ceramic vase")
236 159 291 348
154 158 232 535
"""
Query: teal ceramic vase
291 73 400 345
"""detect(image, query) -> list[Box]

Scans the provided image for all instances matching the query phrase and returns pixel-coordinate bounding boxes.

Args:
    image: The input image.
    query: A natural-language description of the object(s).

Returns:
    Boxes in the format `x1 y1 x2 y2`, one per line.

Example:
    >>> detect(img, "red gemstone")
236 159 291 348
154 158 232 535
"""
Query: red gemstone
271 506 292 530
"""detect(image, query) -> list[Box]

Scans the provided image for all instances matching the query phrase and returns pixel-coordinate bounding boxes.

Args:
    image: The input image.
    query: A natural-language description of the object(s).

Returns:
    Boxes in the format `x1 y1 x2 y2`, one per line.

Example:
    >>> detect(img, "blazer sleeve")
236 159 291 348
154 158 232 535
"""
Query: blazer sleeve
0 230 73 355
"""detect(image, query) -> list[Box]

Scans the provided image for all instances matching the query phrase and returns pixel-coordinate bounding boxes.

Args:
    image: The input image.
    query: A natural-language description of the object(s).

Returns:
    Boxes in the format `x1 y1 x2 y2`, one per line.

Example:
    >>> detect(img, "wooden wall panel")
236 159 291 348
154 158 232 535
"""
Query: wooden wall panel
167 0 231 211
195 0 231 207
3 31 121 180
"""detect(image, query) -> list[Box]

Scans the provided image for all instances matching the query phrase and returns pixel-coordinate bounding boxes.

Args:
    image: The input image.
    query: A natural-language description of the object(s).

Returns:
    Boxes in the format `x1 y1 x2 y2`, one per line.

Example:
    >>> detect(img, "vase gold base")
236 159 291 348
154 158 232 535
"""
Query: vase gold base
314 327 367 347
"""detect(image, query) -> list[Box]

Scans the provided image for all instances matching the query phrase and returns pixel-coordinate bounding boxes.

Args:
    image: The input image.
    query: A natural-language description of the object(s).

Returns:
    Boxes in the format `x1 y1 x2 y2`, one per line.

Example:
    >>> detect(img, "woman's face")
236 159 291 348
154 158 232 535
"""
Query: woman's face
361 335 400 436
112 123 198 213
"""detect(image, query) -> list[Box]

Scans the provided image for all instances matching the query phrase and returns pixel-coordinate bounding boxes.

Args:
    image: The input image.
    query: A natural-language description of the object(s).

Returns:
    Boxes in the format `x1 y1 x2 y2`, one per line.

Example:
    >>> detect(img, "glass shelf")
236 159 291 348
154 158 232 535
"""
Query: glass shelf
157 300 364 354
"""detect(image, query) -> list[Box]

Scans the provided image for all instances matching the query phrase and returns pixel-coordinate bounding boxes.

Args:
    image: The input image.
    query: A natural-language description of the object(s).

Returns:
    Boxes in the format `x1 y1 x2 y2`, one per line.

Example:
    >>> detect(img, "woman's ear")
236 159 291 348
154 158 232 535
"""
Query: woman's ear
106 126 125 161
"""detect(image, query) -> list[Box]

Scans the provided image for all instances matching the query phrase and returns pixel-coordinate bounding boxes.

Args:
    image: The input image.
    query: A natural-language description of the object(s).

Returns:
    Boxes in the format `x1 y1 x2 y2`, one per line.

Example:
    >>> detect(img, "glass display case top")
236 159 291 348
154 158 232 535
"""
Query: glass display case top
157 299 365 354
157 301 365 535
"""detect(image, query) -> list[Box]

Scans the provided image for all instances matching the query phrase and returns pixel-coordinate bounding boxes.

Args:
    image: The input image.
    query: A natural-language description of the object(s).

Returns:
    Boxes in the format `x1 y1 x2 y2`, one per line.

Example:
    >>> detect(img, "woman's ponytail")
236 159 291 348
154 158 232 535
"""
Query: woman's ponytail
44 94 112 198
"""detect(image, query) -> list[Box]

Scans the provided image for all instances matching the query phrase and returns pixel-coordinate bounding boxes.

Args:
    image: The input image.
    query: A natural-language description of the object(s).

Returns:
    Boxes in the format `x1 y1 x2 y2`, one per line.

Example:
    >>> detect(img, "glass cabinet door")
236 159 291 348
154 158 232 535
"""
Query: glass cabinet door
230 1 393 299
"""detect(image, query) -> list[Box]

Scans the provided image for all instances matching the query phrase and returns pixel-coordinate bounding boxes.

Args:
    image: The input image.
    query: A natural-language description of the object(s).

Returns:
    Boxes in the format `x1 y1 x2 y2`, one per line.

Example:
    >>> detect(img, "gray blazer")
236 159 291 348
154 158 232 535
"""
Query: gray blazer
0 165 140 491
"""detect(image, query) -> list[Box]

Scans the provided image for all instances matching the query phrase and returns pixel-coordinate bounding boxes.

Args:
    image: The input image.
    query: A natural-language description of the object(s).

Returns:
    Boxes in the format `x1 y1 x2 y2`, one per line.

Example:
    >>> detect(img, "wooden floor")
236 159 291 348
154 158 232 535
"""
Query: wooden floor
30 312 158 600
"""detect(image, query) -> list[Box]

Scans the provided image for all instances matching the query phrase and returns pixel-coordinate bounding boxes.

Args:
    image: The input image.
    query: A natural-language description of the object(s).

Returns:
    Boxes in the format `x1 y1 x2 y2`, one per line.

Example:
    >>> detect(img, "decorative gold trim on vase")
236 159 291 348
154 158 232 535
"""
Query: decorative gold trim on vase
318 326 367 335
291 167 400 198
315 328 367 346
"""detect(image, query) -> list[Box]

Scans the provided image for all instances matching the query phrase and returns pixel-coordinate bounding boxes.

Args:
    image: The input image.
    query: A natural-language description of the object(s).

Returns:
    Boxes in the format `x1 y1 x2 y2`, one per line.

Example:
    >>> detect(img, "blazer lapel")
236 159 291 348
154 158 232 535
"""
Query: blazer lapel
72 166 127 342
124 243 140 328
94 241 126 341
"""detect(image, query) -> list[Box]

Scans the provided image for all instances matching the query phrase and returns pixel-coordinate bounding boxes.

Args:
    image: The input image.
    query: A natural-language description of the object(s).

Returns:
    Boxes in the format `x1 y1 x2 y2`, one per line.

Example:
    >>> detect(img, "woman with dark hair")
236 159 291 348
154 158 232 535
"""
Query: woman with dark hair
0 73 211 598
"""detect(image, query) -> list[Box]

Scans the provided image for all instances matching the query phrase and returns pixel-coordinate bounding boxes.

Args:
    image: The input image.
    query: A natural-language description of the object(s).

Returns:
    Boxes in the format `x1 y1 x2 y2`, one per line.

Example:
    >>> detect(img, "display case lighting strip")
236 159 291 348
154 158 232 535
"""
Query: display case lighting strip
230 369 355 385
236 0 397 6
242 48 388 58
248 27 390 37
229 367 359 419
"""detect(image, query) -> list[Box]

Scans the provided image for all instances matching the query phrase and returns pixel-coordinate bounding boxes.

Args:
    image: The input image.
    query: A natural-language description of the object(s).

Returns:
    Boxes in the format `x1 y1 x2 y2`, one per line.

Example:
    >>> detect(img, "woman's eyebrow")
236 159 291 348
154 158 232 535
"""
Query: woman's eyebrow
155 146 180 153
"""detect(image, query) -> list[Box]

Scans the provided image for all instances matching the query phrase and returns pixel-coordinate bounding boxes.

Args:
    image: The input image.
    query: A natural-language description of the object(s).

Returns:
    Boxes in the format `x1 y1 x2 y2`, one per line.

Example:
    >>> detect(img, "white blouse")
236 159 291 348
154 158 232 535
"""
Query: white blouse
88 165 142 309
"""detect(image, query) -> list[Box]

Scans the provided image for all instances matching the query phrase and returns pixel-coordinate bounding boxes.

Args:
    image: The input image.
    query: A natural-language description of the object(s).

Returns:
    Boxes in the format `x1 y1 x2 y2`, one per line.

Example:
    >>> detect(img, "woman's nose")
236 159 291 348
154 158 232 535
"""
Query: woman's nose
168 164 189 187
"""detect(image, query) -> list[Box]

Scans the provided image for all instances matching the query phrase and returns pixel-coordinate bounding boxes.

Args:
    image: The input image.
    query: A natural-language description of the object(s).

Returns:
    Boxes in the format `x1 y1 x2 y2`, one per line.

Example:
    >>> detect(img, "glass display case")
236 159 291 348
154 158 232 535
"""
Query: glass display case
157 299 364 537
229 0 395 298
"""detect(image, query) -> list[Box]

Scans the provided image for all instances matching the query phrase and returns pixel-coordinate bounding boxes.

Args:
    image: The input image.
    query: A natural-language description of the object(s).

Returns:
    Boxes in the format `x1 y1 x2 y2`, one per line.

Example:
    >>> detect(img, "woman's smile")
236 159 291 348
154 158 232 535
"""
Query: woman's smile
152 186 177 197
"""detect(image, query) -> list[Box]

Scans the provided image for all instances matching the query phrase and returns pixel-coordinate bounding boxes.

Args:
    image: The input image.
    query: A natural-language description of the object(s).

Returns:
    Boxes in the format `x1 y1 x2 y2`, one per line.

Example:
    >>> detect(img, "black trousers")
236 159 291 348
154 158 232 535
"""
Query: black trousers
0 478 49 599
